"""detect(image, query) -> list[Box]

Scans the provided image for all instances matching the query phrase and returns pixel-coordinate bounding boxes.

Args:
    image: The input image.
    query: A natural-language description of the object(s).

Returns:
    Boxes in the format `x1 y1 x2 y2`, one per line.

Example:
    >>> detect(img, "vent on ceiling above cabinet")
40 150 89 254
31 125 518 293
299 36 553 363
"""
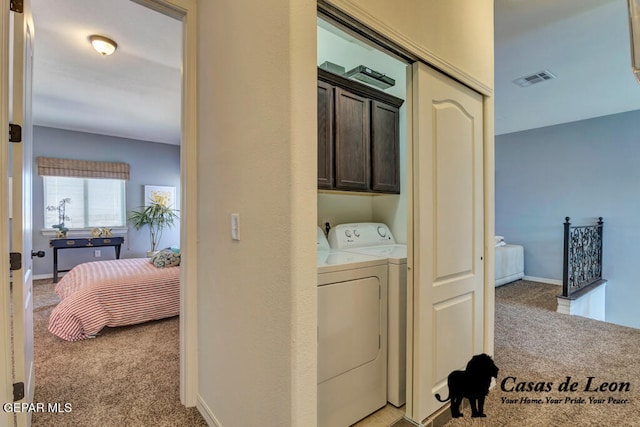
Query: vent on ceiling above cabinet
513 70 557 87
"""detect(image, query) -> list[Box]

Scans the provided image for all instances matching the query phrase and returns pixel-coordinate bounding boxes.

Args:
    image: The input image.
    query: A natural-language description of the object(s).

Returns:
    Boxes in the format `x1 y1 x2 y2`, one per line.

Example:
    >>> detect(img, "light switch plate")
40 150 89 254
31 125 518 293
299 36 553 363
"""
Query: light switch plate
231 213 240 241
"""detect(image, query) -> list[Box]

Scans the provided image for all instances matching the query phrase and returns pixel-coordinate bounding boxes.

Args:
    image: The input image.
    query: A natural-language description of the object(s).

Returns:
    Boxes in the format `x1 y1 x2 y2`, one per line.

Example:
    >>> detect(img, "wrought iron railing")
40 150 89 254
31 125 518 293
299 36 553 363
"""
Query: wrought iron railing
562 217 604 298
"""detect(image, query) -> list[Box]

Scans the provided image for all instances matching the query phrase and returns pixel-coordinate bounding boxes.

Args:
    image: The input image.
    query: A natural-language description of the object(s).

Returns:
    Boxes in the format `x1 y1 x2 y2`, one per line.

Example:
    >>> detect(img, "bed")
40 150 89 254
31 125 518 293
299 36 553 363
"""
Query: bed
495 236 524 287
48 257 180 341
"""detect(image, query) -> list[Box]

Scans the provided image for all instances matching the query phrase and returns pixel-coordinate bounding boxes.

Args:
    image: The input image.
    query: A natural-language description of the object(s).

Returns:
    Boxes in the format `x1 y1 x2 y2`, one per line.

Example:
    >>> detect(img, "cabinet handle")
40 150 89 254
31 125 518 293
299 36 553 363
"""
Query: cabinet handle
66 240 75 245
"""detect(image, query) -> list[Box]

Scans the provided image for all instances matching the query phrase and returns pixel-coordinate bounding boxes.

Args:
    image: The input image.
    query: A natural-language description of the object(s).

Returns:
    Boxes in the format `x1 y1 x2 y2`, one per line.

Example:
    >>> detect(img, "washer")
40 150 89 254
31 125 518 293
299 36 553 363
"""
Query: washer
329 223 407 407
317 227 388 427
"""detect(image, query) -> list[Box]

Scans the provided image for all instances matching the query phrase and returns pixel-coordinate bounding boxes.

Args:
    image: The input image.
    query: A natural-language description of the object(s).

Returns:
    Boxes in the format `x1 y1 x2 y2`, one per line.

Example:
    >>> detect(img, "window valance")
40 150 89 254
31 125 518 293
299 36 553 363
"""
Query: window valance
36 157 130 180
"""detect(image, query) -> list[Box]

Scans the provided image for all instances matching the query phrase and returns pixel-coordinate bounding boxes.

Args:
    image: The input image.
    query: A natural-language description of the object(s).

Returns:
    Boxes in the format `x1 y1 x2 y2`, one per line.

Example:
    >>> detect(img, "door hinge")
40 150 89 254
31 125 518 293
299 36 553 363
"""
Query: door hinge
9 0 23 13
9 124 22 143
10 252 22 271
13 382 24 401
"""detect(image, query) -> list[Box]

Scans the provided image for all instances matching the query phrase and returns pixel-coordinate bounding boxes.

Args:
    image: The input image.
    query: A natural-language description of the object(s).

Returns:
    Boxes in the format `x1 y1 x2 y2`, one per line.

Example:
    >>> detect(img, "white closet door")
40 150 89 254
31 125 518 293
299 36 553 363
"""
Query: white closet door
409 62 485 422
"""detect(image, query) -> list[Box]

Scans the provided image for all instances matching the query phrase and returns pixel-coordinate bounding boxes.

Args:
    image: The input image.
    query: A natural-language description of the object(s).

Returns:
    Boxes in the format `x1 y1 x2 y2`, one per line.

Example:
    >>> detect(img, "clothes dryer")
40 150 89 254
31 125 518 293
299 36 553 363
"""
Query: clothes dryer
329 223 407 406
316 227 388 427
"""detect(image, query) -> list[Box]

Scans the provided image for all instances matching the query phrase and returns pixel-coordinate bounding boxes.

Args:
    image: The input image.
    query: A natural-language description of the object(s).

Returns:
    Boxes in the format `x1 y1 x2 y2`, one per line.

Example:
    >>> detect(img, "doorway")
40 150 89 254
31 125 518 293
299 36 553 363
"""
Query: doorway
317 7 489 426
20 0 198 421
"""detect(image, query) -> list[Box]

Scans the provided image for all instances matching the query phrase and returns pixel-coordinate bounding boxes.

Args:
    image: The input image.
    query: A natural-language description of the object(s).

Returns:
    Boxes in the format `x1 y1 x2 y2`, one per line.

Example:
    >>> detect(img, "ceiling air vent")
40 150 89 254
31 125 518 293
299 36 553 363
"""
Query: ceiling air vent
513 70 557 87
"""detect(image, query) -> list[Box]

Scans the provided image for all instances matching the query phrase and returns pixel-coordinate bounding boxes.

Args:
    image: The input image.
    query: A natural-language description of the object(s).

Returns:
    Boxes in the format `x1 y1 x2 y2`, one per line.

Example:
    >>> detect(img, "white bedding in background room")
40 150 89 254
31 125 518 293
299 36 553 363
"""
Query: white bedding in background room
495 240 524 287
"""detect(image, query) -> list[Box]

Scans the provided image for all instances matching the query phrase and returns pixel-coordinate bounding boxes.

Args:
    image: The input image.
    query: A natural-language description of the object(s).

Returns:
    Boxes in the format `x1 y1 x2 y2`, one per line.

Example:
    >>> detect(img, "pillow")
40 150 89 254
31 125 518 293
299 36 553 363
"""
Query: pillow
150 248 181 268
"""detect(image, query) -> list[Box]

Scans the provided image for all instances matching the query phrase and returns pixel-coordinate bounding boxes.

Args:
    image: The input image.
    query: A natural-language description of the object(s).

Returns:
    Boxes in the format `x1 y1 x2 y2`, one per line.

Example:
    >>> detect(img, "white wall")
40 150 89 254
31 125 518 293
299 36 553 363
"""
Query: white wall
196 0 317 425
318 192 373 228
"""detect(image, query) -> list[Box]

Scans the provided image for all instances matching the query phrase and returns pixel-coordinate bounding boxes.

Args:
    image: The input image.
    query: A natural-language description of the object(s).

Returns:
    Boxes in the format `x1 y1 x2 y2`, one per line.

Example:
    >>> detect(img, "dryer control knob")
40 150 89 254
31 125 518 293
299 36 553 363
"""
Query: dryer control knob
345 230 352 238
377 226 387 238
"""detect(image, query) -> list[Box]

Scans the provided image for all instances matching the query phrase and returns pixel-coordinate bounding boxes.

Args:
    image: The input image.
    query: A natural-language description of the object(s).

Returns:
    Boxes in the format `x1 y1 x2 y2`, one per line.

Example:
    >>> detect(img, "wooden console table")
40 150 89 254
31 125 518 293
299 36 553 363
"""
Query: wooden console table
50 237 124 283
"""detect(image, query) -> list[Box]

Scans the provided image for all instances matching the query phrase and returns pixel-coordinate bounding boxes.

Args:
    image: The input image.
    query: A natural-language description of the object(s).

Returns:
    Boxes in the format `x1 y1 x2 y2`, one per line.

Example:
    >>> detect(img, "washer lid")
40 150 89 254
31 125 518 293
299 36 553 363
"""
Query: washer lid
317 226 330 252
345 244 407 264
317 250 387 273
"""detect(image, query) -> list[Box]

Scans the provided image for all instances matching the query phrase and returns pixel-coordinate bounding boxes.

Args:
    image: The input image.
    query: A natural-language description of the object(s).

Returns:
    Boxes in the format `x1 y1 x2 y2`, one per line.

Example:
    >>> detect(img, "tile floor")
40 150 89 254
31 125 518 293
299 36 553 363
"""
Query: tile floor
352 404 406 426
352 403 452 427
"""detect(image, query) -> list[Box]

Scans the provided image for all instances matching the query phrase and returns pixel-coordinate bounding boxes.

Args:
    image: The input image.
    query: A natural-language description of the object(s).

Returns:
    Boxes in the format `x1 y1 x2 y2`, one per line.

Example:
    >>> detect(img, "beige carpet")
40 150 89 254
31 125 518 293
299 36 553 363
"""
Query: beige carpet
444 280 640 427
31 280 207 427
33 279 640 426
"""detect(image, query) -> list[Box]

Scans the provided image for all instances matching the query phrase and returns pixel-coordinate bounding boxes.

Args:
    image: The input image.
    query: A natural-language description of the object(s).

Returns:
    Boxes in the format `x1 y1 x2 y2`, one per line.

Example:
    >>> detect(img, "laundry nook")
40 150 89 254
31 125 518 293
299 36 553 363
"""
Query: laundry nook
316 16 410 425
316 7 488 425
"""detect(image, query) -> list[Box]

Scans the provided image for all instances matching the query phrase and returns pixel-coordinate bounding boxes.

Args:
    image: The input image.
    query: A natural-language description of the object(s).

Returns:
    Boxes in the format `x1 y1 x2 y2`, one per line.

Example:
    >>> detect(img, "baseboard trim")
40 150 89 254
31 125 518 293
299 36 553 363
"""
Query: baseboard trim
523 275 562 286
197 395 222 427
33 274 54 281
419 402 453 427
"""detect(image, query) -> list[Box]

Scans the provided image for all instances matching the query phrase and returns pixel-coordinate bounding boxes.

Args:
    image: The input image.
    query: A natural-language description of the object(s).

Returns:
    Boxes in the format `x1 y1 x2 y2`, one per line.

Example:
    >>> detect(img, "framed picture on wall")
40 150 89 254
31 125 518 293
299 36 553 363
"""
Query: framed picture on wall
144 185 177 208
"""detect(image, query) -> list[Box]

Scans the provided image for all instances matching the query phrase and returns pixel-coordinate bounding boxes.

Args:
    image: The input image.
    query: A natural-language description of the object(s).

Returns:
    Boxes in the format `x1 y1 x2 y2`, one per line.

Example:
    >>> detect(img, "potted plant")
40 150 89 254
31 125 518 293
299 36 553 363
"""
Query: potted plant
46 198 71 237
128 201 179 257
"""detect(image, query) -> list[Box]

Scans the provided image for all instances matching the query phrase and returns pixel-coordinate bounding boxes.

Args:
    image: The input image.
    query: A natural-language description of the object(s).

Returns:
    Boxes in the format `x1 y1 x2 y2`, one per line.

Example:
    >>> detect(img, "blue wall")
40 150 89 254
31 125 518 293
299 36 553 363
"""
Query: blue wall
32 126 180 276
495 109 640 328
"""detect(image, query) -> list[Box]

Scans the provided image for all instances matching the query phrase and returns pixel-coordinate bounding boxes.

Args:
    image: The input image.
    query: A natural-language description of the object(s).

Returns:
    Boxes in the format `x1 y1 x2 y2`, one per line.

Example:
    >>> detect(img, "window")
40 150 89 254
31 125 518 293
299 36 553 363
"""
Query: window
44 176 126 228
37 156 130 230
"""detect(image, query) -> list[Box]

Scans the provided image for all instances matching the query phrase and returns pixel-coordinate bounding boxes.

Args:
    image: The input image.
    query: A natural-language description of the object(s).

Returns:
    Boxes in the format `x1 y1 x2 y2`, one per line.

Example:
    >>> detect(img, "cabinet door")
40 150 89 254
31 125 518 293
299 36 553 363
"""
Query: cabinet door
371 101 400 193
317 80 334 189
334 87 370 191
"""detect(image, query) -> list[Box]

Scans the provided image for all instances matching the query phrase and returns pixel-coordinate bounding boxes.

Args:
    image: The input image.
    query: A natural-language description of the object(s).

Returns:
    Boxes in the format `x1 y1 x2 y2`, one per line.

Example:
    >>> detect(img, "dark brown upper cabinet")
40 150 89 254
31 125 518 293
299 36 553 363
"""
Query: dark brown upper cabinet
334 87 370 191
371 100 400 192
317 80 334 189
318 68 404 194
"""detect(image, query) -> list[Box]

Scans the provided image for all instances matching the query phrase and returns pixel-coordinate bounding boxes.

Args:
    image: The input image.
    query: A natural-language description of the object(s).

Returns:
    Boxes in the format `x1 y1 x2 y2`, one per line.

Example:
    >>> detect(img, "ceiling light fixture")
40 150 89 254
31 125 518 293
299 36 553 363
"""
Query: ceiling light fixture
89 35 118 56
628 0 640 83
